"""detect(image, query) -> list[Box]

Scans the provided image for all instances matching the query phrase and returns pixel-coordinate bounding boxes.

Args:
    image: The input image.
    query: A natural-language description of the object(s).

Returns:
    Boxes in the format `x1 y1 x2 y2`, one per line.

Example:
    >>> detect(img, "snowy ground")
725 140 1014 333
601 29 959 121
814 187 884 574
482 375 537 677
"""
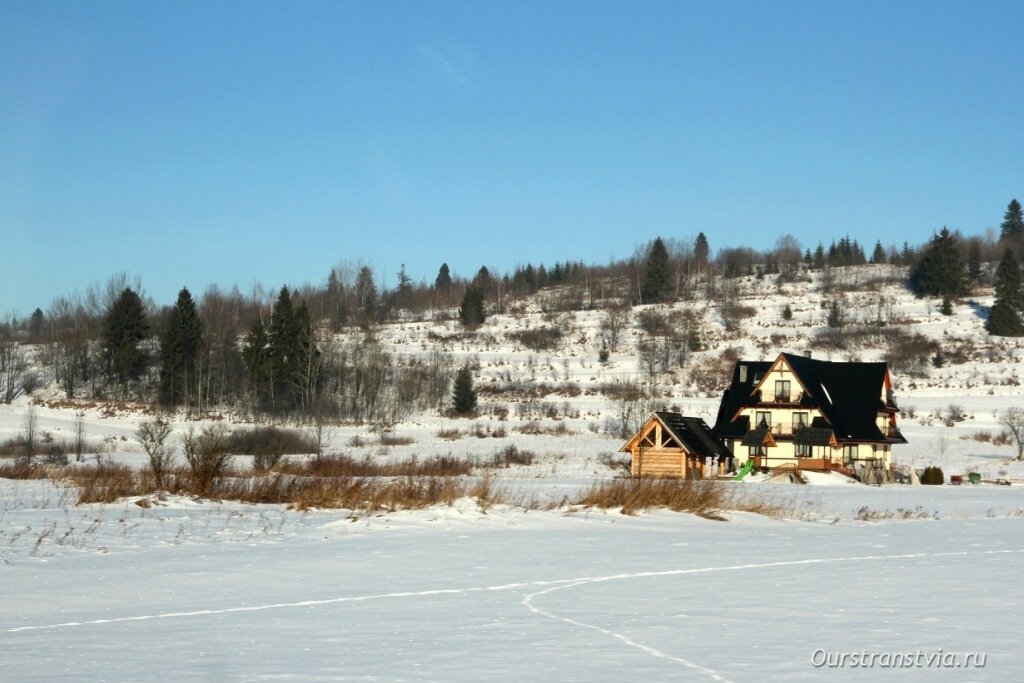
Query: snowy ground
2 478 1024 681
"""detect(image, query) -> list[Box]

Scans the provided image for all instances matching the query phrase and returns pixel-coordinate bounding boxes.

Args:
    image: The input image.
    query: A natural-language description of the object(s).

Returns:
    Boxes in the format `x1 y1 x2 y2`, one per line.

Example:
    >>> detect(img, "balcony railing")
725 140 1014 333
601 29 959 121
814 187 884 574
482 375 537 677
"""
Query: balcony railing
753 422 810 436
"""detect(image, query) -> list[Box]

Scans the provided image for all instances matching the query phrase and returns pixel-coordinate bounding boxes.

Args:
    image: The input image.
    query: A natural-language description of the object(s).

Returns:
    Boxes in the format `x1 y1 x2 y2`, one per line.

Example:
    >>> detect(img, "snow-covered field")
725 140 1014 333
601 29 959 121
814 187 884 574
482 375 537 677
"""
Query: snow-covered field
2 264 1023 679
2 478 1023 681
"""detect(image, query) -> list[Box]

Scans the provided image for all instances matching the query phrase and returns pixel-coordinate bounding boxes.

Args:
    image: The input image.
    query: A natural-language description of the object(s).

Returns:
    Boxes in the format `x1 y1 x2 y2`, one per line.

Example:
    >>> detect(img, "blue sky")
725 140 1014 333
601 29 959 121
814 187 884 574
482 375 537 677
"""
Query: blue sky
2 1 1022 315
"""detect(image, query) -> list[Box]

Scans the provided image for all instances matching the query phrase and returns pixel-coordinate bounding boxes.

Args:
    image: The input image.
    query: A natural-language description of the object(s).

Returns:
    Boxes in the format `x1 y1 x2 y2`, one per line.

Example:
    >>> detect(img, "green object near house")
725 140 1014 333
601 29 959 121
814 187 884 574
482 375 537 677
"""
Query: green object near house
968 472 981 484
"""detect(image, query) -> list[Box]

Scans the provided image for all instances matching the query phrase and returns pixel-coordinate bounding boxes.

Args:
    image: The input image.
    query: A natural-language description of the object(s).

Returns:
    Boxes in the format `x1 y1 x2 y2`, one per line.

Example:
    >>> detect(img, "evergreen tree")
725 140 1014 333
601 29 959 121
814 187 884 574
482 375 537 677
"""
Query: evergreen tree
641 237 672 303
27 308 45 342
396 264 413 303
813 243 825 270
908 228 967 298
459 287 486 328
354 266 378 323
434 263 452 292
102 287 149 389
242 318 272 409
986 249 1024 336
871 241 886 264
451 364 477 415
1001 199 1024 239
268 287 301 409
967 239 983 284
694 232 710 276
158 288 204 408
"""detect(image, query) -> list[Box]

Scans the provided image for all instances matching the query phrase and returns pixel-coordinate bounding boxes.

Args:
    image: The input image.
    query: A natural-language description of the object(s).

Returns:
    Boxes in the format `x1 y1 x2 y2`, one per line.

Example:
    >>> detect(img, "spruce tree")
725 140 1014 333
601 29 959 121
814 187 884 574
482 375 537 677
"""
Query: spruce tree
434 263 452 292
967 239 983 284
102 287 149 389
354 266 378 323
871 241 886 264
452 364 477 415
641 237 672 303
396 264 413 301
1001 199 1024 239
459 287 486 328
243 318 272 409
694 233 710 276
158 287 204 408
908 228 967 298
987 249 1024 336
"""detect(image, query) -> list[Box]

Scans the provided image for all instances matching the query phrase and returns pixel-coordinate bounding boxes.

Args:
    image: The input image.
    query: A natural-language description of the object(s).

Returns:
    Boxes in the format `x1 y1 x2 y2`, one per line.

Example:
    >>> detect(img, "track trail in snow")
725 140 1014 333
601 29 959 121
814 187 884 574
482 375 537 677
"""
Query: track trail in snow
5 546 1022 682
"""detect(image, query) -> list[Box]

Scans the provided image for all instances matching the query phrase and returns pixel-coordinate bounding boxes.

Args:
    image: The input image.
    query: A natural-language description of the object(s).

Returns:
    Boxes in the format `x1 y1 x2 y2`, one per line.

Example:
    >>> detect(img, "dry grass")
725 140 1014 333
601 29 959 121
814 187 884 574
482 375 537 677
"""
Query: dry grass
282 454 474 477
578 478 786 520
0 460 50 479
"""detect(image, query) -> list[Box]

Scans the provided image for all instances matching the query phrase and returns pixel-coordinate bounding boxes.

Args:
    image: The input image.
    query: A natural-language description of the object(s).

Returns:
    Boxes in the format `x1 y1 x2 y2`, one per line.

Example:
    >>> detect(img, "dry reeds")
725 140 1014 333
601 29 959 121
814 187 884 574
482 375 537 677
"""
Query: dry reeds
579 478 785 519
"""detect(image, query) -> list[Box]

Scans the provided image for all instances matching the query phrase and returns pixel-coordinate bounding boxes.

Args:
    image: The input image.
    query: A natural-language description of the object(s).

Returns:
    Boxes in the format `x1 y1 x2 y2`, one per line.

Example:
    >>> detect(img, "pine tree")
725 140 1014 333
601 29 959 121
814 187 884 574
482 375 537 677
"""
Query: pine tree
459 287 486 328
396 264 413 301
354 266 378 323
967 239 983 284
158 288 204 408
641 237 672 303
871 241 886 264
243 318 272 409
986 249 1024 336
908 228 967 298
1001 199 1024 239
434 263 452 292
694 232 710 276
102 287 149 389
452 364 477 415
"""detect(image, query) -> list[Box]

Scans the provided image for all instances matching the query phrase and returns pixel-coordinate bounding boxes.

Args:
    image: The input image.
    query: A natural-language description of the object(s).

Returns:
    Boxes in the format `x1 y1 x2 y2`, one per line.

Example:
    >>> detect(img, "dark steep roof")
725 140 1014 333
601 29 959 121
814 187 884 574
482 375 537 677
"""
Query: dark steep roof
713 362 771 437
713 353 895 443
655 412 733 460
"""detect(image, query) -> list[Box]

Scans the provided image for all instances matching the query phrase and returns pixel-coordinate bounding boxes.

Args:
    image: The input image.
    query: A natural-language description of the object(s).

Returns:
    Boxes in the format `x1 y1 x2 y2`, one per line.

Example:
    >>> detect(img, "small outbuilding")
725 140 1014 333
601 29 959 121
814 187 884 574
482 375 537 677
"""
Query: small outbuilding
620 412 734 479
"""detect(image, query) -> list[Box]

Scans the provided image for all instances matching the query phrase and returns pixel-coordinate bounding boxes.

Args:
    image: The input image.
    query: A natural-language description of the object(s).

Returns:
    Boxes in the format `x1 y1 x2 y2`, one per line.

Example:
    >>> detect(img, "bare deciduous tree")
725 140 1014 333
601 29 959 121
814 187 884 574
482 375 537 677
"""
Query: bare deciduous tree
0 324 30 404
997 407 1024 460
74 410 86 463
137 418 174 488
22 404 38 465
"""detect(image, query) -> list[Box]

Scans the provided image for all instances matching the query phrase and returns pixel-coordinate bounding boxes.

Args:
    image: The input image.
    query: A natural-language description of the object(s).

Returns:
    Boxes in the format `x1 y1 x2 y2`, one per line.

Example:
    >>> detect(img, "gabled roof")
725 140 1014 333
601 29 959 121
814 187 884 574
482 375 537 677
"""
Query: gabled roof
621 412 733 459
713 353 899 443
655 412 734 460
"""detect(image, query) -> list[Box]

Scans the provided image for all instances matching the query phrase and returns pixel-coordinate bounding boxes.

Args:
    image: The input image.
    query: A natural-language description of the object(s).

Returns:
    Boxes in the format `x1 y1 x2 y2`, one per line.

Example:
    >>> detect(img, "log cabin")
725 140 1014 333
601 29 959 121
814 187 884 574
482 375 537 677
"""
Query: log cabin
620 412 734 479
711 352 907 482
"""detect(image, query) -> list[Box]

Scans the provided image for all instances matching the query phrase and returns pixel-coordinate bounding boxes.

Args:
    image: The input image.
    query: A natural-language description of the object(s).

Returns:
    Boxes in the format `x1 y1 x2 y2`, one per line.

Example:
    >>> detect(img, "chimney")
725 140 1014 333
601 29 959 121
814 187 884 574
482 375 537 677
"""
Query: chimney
803 350 812 358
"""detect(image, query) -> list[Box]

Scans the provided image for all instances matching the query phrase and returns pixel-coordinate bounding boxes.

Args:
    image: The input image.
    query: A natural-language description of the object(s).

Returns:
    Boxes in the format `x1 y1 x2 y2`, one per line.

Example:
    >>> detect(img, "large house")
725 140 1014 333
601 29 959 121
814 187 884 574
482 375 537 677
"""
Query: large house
711 352 906 481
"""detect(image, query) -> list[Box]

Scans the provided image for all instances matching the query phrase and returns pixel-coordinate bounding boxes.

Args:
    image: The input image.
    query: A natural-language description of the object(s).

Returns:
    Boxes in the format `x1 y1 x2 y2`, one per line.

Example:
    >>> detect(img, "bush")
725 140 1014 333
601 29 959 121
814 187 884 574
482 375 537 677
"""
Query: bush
182 424 232 494
508 327 562 351
921 466 944 485
782 304 793 321
230 427 317 471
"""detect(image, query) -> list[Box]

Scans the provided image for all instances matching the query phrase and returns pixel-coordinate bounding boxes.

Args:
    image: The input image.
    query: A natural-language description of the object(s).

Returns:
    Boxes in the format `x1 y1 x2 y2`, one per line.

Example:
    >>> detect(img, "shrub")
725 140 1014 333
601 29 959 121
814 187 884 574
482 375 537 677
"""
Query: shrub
507 327 562 351
782 304 793 321
921 466 944 485
182 424 232 494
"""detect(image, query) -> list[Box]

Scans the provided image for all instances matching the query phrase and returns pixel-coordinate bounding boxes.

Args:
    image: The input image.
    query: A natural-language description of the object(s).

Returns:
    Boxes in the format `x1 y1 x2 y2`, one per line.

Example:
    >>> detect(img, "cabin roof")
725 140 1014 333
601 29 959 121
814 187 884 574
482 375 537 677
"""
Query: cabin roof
654 412 734 460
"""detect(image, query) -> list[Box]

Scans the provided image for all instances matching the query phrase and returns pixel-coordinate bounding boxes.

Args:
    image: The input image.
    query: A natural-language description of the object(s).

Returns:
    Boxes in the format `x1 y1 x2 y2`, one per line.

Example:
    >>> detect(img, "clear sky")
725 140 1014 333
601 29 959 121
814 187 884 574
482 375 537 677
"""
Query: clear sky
2 1 1022 315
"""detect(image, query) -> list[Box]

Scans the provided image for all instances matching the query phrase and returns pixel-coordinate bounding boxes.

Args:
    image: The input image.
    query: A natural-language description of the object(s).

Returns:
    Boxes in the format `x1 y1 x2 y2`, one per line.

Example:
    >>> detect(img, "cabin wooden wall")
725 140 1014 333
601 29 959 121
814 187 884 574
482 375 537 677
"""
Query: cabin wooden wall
629 448 687 478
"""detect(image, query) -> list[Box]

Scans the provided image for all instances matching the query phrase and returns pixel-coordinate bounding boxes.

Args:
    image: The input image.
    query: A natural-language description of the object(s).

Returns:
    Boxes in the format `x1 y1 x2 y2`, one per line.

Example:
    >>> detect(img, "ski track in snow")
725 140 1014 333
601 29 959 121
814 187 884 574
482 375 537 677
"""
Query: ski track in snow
5 548 1023 681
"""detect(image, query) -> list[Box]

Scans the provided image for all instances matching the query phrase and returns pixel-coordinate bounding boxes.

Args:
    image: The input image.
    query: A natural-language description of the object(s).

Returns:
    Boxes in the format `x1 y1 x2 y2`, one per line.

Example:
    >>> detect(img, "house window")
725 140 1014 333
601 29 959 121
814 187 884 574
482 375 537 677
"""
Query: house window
775 380 791 402
792 412 809 431
755 411 771 429
748 445 766 457
795 443 812 458
844 444 858 462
